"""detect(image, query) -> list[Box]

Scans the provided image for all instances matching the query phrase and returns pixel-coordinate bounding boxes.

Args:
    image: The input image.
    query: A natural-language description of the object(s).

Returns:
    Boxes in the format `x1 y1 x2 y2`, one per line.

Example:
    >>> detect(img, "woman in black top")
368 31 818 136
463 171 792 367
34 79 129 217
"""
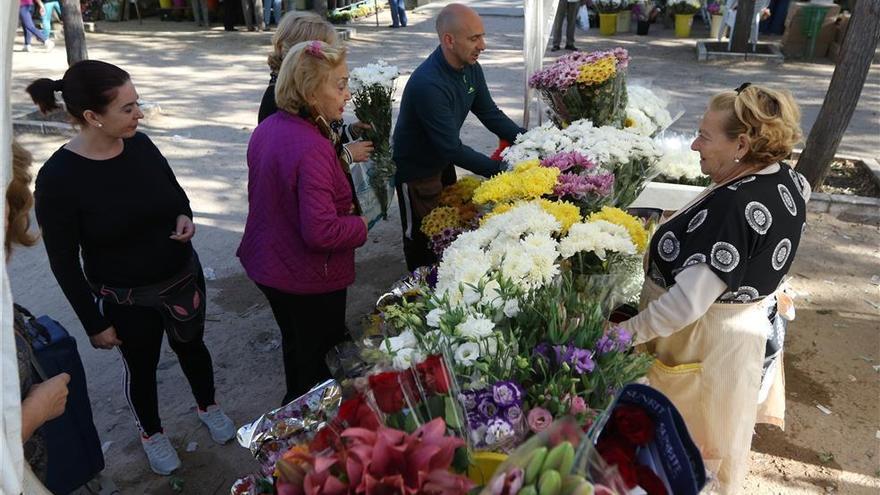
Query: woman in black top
27 61 234 477
621 84 808 493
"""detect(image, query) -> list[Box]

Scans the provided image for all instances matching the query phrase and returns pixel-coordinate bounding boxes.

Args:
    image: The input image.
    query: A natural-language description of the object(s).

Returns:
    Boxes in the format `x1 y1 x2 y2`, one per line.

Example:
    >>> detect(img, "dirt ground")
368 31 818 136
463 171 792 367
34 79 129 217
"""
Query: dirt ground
8 1 880 493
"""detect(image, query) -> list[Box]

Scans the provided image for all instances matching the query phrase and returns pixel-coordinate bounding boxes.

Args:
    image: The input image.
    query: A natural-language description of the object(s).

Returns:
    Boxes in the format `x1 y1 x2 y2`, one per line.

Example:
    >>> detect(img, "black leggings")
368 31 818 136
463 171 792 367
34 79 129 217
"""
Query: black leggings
256 284 348 405
102 295 216 436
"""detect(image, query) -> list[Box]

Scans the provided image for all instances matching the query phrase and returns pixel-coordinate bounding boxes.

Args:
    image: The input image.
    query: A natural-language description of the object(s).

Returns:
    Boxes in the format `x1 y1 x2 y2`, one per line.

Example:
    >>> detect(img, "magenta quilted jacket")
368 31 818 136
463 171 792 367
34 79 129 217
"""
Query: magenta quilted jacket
237 111 367 294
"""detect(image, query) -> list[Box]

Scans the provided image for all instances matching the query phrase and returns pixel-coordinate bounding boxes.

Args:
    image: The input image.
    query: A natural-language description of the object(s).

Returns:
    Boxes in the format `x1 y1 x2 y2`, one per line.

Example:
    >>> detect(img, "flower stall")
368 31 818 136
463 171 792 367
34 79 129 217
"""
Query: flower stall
230 49 708 495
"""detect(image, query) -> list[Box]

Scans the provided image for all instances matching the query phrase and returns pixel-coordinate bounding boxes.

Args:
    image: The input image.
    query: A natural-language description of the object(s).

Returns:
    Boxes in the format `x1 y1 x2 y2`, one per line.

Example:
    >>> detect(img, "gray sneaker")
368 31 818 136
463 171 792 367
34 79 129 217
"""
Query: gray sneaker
141 432 181 475
198 405 235 444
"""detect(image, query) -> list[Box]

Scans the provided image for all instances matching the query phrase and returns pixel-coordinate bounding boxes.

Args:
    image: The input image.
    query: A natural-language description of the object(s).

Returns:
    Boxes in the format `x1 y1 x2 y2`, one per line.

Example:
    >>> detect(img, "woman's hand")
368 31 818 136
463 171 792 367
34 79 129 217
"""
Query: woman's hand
345 141 375 163
361 216 369 230
90 326 122 350
170 214 195 243
351 121 373 139
21 373 70 440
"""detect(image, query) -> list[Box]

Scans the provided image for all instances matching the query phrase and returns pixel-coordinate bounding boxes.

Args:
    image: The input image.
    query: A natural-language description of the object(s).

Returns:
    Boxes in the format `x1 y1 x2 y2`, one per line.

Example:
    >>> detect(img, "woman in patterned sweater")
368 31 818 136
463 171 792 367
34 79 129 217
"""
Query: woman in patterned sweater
622 83 809 494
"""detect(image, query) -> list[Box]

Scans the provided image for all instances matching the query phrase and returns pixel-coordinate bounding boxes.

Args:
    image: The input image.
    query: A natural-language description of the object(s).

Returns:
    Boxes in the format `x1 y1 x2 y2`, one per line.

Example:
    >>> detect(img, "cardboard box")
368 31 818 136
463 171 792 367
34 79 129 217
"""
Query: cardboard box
781 2 841 59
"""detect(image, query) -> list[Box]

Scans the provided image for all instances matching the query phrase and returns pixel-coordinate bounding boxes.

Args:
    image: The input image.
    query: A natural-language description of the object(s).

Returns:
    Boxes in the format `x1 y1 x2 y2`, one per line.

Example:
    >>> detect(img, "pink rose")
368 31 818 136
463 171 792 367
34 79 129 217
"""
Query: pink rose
527 407 553 433
569 396 588 415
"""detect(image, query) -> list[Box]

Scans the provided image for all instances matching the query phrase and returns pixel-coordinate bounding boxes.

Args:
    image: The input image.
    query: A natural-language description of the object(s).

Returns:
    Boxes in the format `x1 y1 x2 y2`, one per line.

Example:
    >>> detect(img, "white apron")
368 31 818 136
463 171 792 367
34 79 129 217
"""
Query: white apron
637 180 786 494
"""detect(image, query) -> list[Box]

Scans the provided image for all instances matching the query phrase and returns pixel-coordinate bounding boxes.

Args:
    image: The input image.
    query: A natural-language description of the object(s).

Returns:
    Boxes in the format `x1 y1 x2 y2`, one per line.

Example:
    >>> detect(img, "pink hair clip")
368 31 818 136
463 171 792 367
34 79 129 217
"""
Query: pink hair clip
305 40 325 60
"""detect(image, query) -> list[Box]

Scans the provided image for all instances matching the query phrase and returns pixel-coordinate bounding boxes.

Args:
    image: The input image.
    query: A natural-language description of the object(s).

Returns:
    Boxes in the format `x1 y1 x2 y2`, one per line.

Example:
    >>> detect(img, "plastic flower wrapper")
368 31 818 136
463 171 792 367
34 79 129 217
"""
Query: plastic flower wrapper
582 384 708 495
528 48 631 128
459 380 529 453
478 416 615 495
236 380 343 477
624 82 684 138
349 60 400 221
274 417 475 495
510 270 654 417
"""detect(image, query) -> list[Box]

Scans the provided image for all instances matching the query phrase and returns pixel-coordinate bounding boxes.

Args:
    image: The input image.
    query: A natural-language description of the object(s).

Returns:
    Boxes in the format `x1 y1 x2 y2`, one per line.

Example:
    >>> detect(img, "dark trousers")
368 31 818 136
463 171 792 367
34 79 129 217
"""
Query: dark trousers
102 271 215 436
256 284 348 405
552 0 579 47
19 5 47 46
395 165 457 272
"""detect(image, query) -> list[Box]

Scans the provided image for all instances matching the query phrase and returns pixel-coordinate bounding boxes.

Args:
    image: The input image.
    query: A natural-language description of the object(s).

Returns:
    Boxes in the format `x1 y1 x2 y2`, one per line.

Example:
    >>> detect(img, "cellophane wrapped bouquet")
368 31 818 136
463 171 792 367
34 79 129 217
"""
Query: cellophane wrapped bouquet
528 48 630 129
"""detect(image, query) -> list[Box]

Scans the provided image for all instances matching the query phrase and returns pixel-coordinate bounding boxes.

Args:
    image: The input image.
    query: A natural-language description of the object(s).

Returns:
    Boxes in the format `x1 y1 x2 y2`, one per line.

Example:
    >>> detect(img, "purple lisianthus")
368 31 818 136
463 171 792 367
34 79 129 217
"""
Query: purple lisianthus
459 390 478 411
596 335 615 355
541 151 595 173
533 343 551 360
504 405 524 425
571 348 596 374
492 381 523 407
476 391 499 420
553 344 575 365
613 325 633 349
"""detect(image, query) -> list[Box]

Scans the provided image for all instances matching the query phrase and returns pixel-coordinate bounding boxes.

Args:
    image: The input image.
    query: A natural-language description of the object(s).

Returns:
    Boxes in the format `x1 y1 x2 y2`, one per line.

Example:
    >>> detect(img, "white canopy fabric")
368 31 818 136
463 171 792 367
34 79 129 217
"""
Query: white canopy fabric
2 0 26 490
522 0 557 127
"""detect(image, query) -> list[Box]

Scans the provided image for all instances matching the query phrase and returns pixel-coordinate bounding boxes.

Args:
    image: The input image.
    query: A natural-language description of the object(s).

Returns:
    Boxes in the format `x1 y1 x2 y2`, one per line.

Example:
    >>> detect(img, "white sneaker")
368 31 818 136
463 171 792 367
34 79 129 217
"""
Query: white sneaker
44 39 55 51
198 405 235 444
23 44 33 52
141 432 181 476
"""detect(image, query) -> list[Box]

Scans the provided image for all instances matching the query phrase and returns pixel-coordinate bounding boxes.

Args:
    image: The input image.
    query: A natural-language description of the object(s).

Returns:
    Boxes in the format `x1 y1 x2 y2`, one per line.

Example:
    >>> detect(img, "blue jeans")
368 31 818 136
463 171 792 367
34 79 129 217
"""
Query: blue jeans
19 5 46 46
41 0 61 39
263 0 282 25
389 0 407 27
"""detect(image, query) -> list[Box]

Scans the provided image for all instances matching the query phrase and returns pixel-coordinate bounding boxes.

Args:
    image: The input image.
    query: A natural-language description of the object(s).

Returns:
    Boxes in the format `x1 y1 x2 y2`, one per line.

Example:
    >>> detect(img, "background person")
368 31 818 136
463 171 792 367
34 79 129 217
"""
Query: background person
39 0 61 40
620 83 809 494
551 0 580 51
238 41 369 405
8 140 71 485
19 0 54 52
27 60 235 477
392 3 525 271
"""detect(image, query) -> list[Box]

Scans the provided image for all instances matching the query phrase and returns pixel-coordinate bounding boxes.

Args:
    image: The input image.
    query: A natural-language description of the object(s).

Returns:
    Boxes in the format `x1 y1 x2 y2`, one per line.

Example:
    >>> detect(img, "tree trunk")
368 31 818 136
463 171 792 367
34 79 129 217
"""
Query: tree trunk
797 0 880 189
730 0 756 52
60 0 88 64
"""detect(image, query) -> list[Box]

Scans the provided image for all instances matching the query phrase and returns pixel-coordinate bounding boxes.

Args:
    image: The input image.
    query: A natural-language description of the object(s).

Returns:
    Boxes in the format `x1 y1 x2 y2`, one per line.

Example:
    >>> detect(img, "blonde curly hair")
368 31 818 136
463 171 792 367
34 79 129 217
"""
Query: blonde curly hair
275 40 347 116
268 11 338 75
6 141 39 256
709 85 802 167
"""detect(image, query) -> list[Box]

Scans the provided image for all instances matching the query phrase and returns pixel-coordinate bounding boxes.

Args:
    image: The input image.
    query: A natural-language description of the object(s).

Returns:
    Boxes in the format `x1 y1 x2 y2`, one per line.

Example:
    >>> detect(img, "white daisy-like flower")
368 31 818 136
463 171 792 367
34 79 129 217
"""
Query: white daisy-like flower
454 342 481 366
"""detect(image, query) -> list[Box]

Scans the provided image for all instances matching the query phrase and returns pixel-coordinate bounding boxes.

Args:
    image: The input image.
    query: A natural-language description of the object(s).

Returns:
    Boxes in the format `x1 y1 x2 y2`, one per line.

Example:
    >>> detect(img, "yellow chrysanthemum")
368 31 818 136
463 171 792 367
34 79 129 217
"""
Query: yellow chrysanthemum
440 176 482 207
588 206 648 252
472 162 559 205
576 56 618 86
538 199 581 234
421 206 462 237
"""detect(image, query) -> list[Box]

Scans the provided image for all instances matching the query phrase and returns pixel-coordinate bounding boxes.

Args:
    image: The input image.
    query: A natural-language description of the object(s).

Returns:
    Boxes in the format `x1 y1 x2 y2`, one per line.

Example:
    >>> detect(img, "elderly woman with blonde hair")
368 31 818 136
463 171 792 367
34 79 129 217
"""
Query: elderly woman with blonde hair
621 83 810 494
257 11 373 164
238 41 369 405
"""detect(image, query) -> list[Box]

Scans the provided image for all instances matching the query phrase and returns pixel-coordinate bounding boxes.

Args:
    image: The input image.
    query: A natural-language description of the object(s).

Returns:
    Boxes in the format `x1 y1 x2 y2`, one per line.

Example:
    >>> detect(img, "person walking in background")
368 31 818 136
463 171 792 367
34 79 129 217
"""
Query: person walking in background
27 60 235 477
241 0 265 31
238 41 369 405
388 0 407 28
551 0 580 51
263 0 282 28
19 0 55 52
191 0 210 27
39 0 61 39
222 0 238 31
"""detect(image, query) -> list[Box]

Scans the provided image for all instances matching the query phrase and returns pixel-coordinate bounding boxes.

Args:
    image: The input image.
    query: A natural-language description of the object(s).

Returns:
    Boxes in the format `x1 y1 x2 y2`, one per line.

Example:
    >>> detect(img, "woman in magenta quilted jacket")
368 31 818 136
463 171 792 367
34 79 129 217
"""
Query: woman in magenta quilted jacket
237 40 368 404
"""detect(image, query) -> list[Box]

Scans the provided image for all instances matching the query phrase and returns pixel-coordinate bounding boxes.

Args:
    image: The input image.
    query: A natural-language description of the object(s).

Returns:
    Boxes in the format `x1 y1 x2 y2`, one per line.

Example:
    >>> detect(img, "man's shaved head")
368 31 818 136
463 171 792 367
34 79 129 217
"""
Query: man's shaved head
435 3 479 38
435 3 486 68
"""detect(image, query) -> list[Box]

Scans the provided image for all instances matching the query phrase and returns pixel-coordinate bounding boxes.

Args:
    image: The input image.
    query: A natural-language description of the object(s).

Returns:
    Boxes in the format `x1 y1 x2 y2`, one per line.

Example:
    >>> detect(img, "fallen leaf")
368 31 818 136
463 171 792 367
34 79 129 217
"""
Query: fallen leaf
817 309 833 315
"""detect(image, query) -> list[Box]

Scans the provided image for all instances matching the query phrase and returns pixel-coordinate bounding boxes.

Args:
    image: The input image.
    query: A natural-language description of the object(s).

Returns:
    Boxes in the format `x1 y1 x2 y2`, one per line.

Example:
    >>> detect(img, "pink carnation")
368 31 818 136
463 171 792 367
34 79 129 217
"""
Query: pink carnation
527 407 553 433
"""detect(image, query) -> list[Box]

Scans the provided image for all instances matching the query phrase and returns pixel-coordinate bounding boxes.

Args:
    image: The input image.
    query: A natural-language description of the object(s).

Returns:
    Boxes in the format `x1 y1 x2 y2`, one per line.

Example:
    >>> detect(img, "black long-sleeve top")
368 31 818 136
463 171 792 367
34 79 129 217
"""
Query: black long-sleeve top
392 46 526 184
34 132 194 336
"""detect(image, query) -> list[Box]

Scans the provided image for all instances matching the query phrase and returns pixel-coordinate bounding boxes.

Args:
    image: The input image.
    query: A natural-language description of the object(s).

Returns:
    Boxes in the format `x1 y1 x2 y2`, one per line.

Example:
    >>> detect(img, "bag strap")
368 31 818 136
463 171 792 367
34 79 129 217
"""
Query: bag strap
12 308 50 382
14 303 52 345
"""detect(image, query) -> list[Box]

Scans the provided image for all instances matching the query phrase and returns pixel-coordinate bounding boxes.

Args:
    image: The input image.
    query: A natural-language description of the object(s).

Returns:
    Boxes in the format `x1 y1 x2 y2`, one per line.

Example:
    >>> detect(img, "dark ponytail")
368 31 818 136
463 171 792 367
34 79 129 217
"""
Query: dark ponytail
26 60 131 123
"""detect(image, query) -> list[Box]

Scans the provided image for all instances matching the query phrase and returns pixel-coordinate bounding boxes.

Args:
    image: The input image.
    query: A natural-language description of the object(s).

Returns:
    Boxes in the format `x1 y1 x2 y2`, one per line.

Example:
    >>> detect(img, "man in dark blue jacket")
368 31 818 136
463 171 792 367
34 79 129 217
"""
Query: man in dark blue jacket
393 3 525 271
